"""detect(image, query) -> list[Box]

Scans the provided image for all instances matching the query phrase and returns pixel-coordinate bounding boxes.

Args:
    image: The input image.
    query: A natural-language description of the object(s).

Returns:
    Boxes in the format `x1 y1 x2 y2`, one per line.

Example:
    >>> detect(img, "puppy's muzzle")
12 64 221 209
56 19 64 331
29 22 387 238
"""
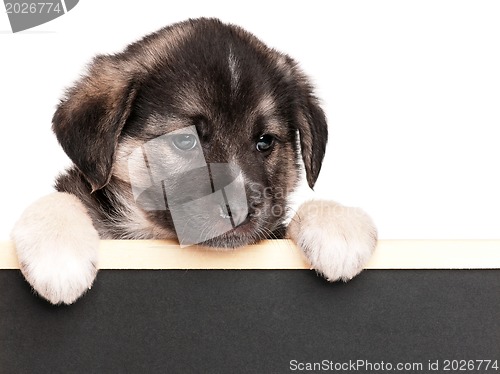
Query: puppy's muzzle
134 160 250 245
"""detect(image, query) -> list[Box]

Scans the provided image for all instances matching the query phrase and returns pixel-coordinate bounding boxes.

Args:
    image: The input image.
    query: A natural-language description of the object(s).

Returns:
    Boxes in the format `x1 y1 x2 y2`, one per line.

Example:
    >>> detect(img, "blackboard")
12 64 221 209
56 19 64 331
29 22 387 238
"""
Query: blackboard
1 268 499 373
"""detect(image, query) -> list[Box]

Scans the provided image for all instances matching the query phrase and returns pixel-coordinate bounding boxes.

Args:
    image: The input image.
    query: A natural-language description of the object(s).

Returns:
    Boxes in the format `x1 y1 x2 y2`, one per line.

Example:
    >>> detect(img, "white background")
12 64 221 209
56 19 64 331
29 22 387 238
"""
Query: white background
1 0 499 240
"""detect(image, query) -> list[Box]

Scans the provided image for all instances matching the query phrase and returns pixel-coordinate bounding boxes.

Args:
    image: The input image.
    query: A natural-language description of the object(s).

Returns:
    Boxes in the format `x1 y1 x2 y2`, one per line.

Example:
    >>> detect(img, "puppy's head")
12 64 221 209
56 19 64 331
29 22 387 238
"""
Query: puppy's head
52 18 328 247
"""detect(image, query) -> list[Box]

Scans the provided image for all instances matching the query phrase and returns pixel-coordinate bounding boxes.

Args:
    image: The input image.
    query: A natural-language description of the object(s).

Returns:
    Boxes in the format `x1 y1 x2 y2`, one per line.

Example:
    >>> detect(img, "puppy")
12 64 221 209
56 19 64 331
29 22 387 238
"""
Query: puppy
11 18 377 304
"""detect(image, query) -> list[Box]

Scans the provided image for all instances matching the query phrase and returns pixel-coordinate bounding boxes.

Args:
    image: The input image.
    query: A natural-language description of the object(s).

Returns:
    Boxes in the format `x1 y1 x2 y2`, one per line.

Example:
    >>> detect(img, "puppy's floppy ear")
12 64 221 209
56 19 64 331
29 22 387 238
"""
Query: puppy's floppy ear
294 76 328 189
52 55 137 192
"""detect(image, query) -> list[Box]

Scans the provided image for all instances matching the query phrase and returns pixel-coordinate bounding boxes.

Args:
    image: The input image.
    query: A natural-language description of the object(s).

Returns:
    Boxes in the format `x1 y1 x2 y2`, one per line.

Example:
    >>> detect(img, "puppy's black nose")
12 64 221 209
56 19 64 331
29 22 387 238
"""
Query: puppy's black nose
218 203 249 227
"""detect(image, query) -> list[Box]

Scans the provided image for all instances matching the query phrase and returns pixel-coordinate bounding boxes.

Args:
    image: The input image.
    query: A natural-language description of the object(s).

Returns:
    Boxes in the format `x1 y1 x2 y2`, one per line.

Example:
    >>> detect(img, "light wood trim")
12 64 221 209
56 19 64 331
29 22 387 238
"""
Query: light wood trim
1 240 499 270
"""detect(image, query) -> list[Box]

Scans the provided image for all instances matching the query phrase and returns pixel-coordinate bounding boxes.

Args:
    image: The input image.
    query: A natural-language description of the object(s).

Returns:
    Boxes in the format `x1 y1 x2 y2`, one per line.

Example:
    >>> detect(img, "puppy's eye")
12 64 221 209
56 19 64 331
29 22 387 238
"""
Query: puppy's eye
256 134 275 153
172 134 197 151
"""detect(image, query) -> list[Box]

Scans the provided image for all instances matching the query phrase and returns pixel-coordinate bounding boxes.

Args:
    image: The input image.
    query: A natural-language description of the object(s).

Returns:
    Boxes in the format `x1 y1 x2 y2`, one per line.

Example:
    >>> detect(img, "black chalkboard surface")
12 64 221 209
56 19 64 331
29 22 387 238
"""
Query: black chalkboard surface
1 269 499 373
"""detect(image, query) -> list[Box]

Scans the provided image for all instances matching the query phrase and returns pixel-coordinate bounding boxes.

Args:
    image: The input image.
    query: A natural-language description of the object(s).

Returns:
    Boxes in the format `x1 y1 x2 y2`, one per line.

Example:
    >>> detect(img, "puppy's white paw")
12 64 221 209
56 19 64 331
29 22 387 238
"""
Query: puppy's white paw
11 192 99 305
288 200 377 282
